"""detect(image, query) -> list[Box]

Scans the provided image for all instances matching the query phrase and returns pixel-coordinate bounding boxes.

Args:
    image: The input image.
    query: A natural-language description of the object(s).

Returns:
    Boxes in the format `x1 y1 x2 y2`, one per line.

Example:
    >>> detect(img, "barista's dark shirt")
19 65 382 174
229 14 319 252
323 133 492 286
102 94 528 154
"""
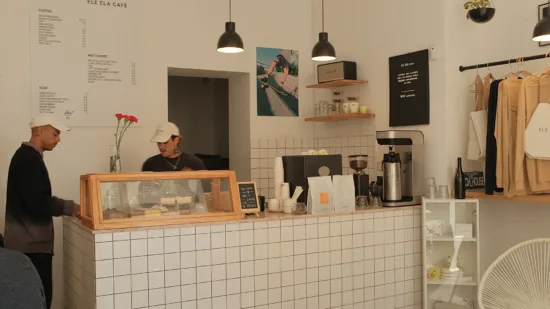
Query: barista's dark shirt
142 153 206 172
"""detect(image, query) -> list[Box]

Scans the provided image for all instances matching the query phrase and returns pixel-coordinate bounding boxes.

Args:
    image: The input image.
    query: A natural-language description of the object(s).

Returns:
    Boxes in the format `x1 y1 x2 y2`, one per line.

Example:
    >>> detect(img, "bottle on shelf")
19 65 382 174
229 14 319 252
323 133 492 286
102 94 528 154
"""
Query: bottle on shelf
454 157 466 199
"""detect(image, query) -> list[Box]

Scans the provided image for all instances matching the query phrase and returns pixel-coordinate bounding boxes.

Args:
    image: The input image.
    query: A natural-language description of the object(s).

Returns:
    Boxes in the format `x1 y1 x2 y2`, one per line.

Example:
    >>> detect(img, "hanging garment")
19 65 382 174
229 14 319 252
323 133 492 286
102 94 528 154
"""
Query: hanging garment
467 74 486 160
495 78 526 197
474 74 484 111
482 73 494 111
485 79 503 195
514 72 550 193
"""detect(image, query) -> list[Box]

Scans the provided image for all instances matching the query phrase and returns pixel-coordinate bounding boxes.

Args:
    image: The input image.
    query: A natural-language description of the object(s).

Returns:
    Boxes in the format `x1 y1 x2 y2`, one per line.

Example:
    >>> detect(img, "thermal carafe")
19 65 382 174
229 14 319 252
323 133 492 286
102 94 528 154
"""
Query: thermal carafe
382 146 402 201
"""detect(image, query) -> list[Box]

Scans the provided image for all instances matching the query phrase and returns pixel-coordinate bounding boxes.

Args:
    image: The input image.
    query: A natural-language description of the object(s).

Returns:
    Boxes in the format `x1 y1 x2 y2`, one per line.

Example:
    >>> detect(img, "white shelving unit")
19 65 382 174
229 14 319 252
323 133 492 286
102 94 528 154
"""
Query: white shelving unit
422 198 480 309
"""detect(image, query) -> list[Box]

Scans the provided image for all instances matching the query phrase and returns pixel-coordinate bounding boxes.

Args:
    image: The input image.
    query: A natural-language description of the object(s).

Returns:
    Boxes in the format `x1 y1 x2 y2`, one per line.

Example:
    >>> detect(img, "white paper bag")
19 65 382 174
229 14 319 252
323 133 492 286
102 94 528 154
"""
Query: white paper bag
526 103 550 160
332 175 356 213
466 110 487 161
307 176 334 214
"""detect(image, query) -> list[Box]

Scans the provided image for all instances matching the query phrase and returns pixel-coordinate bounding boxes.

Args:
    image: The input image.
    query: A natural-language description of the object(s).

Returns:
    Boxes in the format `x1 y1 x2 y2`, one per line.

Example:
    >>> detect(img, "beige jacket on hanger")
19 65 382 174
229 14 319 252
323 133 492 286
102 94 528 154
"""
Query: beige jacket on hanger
495 78 527 197
515 72 550 193
467 75 487 160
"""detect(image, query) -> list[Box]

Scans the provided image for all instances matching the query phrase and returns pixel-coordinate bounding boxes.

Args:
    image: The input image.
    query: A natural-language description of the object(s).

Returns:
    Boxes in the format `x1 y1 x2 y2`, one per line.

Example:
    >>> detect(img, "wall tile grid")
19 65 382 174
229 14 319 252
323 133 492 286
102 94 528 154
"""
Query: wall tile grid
64 208 423 309
251 136 375 199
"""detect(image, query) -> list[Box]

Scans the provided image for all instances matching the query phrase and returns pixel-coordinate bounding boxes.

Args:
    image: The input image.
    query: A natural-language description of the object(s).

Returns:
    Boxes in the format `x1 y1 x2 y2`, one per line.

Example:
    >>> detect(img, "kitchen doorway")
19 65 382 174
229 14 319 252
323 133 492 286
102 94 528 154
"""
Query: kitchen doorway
167 68 251 181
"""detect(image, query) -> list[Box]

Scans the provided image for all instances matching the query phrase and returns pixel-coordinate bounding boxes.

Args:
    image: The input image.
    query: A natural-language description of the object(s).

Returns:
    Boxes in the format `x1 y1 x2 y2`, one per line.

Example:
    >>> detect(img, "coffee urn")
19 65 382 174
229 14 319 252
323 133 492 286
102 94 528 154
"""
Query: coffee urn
382 146 402 202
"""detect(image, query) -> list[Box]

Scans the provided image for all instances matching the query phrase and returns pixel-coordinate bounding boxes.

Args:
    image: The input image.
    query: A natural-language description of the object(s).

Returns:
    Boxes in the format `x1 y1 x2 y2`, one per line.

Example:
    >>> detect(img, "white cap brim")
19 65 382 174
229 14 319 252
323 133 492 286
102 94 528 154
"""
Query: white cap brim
51 123 70 132
150 133 172 143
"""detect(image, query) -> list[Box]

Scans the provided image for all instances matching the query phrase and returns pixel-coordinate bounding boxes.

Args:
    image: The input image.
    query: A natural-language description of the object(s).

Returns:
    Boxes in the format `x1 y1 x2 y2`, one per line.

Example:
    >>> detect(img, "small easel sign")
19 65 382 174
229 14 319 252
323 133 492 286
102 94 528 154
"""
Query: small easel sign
237 182 261 218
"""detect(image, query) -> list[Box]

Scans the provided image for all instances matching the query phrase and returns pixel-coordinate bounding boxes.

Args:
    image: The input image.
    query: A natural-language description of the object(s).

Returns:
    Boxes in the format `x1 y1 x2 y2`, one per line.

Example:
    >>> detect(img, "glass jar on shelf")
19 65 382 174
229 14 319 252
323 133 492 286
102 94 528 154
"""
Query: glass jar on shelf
318 100 328 116
333 99 343 115
314 101 320 117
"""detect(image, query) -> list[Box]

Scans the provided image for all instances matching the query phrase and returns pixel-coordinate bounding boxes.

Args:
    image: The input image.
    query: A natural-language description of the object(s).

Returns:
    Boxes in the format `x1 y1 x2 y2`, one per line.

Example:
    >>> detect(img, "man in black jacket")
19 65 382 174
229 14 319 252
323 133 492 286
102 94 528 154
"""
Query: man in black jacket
3 115 80 309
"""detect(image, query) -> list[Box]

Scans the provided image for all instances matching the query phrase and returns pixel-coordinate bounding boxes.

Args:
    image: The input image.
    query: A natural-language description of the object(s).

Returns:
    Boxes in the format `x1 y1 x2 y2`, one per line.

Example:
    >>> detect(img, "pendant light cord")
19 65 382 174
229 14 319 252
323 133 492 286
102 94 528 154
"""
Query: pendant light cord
321 0 325 32
229 0 232 22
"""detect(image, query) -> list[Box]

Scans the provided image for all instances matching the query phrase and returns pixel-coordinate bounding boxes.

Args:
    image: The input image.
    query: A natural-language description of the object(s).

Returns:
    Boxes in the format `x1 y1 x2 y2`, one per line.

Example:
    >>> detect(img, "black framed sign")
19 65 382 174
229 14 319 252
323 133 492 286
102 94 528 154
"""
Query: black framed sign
237 182 260 218
389 49 430 127
464 171 485 190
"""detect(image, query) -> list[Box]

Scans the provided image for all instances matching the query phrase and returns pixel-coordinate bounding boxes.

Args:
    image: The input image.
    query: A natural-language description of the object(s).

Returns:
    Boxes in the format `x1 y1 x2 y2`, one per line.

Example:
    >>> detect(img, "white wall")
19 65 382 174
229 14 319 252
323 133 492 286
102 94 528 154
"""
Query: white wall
0 1 315 307
168 76 229 157
312 0 447 183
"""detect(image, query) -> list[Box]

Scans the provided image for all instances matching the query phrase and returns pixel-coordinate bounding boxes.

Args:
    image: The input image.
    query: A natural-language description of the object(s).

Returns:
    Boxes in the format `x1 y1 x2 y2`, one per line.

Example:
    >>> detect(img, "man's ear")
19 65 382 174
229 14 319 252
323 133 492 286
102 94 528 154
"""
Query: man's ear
31 127 41 136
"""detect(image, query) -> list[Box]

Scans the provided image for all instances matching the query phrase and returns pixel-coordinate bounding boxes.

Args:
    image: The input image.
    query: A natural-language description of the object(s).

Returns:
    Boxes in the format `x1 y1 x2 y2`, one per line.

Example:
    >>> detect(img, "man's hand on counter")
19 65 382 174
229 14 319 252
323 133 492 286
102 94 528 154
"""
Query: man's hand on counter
73 203 81 218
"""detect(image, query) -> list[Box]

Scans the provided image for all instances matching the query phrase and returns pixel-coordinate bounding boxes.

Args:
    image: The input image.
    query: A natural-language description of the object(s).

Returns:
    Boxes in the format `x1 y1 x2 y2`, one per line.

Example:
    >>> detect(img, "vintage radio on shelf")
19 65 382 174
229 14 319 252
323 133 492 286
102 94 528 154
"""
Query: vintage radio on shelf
79 171 241 230
317 61 357 83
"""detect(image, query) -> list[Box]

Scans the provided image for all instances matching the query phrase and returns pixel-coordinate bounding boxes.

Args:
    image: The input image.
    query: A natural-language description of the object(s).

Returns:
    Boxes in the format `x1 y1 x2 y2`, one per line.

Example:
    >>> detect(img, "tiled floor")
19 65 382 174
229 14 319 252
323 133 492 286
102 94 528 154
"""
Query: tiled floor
64 208 423 309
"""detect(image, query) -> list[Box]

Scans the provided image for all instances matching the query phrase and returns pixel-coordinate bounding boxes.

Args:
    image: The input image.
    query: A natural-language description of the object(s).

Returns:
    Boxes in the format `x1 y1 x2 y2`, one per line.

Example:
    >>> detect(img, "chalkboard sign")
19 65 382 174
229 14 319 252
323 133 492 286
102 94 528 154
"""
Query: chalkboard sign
389 49 430 127
238 182 260 217
464 171 485 190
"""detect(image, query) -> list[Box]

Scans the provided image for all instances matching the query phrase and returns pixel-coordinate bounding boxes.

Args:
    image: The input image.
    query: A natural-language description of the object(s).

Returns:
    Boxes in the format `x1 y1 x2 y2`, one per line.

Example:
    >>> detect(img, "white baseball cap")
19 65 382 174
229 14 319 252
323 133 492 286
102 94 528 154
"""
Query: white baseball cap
150 122 180 143
29 115 70 132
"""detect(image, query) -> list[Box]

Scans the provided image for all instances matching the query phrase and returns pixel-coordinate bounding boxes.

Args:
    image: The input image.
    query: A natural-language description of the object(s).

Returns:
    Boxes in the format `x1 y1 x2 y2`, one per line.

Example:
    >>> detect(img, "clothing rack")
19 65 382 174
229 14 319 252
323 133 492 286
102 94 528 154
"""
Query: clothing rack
459 53 550 72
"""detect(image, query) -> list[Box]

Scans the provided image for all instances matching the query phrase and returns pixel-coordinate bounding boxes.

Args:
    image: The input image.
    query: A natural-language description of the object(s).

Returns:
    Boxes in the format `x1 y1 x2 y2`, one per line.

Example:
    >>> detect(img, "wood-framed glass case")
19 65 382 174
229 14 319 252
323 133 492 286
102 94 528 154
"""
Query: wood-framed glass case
79 170 241 230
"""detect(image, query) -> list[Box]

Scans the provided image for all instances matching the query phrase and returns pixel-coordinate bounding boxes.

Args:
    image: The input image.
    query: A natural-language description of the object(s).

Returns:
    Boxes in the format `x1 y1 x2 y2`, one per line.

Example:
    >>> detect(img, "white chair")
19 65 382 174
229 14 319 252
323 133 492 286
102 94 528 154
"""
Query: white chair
479 238 550 309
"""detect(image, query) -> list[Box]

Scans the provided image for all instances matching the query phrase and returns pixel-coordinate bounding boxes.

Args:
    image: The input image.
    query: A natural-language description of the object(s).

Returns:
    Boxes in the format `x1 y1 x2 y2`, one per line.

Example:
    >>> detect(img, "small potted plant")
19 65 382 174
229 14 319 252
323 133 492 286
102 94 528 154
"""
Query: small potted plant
464 0 495 24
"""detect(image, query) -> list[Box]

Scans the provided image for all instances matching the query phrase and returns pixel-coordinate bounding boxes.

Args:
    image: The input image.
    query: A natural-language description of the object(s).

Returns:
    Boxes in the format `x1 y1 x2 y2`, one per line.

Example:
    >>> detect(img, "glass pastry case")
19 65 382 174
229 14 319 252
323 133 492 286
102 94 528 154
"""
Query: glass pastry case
79 170 241 230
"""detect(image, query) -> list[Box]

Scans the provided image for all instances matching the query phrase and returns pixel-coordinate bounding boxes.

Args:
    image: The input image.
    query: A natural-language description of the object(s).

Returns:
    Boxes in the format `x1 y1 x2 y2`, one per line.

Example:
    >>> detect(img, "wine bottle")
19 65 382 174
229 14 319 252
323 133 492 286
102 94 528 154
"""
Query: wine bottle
454 157 466 199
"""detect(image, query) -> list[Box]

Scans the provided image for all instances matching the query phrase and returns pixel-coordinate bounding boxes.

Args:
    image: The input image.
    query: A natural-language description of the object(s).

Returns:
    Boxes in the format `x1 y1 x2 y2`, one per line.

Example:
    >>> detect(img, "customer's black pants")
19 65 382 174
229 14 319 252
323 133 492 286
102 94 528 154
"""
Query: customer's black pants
25 253 53 309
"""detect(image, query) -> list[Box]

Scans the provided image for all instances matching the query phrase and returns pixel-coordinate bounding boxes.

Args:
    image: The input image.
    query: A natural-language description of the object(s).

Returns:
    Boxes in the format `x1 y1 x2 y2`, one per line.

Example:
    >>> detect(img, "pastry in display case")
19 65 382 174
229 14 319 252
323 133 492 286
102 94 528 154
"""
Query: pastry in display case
79 170 241 230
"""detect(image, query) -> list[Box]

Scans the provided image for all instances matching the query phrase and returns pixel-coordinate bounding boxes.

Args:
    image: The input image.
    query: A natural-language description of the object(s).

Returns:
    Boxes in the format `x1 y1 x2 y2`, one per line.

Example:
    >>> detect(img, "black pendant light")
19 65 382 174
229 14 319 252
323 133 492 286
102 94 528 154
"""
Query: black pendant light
311 0 335 61
533 1 550 42
217 0 244 53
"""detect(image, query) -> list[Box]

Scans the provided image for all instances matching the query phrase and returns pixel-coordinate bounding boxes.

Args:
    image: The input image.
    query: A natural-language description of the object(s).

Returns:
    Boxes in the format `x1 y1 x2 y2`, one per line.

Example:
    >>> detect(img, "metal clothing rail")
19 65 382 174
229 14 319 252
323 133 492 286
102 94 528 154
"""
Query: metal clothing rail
459 53 550 72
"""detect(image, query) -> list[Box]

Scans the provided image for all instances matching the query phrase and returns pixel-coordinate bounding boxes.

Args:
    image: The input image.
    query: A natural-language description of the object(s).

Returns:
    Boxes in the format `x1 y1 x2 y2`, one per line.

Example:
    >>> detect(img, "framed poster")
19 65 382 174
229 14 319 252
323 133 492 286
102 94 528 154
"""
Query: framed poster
389 49 430 127
256 47 299 117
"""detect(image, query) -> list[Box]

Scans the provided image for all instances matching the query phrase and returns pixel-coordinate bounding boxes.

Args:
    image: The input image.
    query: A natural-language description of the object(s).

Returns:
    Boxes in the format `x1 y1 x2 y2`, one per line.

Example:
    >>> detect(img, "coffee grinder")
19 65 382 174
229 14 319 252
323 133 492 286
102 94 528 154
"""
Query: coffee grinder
348 155 369 207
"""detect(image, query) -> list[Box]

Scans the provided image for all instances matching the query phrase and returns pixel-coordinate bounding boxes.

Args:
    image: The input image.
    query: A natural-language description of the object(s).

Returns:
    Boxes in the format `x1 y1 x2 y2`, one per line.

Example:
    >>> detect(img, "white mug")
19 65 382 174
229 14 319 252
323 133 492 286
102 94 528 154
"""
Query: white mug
342 103 350 114
268 198 280 212
350 102 359 113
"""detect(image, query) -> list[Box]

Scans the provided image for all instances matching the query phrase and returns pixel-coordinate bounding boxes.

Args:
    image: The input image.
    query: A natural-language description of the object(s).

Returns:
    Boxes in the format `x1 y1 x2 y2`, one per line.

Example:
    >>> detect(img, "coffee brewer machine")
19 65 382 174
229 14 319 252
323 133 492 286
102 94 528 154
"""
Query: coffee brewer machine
376 130 424 207
348 155 369 207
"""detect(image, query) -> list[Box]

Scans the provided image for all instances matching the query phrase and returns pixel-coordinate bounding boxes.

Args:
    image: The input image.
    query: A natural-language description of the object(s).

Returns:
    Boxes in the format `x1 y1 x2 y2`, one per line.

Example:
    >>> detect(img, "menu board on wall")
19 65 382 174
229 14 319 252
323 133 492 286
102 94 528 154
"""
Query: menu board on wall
388 49 430 127
29 0 143 126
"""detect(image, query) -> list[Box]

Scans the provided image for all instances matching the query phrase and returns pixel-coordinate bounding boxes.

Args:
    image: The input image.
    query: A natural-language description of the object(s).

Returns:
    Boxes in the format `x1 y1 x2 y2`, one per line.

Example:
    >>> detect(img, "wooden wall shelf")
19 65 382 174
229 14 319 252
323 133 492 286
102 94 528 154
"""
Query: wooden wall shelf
306 79 368 89
466 190 550 204
305 113 375 122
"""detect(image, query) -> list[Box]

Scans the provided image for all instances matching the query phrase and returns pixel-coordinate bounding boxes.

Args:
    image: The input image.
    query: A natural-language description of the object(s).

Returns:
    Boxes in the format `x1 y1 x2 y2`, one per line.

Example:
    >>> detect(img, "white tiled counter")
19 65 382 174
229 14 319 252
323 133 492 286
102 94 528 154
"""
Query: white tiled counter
63 206 423 309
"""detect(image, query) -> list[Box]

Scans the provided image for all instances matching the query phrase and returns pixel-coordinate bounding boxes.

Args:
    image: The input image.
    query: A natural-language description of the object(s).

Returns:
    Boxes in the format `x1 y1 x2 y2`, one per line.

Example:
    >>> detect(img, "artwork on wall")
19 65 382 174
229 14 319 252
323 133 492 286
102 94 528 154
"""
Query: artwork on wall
538 3 550 47
388 49 430 127
256 47 299 117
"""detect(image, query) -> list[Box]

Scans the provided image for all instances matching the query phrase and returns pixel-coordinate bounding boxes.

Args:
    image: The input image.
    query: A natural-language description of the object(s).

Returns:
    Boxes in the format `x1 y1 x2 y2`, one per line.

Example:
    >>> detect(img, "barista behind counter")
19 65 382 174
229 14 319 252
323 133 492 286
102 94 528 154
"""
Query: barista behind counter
142 122 206 172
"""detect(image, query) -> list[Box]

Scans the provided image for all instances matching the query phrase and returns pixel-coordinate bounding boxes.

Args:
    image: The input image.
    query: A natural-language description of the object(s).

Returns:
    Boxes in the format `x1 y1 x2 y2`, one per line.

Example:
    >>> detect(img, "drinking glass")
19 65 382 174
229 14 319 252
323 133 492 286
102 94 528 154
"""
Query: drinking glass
438 185 450 199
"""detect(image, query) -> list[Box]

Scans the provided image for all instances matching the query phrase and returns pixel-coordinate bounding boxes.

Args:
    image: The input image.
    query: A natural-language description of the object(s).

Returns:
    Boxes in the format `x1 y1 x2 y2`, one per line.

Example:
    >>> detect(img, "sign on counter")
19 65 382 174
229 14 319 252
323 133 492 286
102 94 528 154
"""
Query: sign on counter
464 171 485 190
389 49 430 127
238 182 260 218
